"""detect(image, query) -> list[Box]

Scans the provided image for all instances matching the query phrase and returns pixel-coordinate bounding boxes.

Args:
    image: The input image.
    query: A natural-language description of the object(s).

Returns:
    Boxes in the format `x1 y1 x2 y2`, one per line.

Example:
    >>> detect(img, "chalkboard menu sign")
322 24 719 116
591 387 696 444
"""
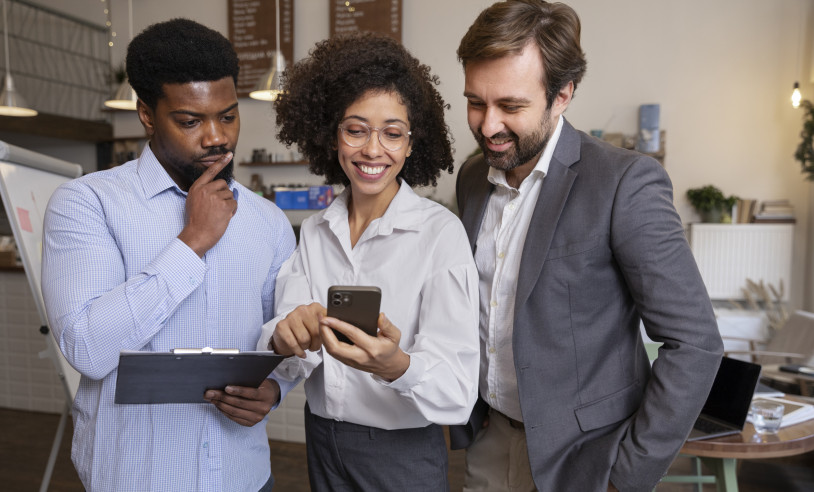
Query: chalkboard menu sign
330 0 402 42
228 0 295 98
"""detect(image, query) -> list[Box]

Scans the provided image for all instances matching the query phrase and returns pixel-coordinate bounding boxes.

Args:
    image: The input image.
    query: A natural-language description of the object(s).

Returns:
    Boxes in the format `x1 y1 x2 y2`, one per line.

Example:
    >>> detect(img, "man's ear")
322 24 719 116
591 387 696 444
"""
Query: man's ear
551 81 574 118
137 99 155 136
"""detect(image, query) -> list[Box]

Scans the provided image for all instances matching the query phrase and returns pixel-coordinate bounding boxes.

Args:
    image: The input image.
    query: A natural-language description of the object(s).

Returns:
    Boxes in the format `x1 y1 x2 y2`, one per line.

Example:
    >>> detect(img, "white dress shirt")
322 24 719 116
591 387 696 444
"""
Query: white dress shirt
475 116 564 421
258 180 480 429
41 144 296 491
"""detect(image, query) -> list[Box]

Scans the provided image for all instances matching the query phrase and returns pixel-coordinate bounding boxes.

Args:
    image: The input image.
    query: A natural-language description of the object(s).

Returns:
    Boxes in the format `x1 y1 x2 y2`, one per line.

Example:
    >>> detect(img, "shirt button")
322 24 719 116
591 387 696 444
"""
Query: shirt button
489 393 496 399
509 203 516 210
203 442 208 448
488 347 496 354
189 278 196 286
497 252 505 259
490 300 498 307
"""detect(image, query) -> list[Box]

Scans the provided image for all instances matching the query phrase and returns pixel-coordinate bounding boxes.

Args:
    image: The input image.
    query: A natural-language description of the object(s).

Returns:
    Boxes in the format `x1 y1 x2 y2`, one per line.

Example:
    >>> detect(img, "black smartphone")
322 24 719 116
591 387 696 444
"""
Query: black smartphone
326 285 381 344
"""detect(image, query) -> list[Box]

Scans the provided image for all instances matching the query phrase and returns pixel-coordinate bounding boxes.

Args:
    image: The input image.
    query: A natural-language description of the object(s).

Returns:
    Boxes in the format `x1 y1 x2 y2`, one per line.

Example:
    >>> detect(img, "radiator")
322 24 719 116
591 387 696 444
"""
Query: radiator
687 224 794 301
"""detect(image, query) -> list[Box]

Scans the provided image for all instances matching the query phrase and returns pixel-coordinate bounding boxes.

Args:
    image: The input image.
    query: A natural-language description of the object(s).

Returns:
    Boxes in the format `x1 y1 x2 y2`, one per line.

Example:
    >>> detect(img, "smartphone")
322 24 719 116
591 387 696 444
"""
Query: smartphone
326 285 381 344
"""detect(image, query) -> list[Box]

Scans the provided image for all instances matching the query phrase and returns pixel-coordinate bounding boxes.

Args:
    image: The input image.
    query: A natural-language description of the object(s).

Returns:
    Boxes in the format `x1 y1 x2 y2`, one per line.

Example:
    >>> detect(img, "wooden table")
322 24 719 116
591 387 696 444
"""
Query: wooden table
679 396 814 492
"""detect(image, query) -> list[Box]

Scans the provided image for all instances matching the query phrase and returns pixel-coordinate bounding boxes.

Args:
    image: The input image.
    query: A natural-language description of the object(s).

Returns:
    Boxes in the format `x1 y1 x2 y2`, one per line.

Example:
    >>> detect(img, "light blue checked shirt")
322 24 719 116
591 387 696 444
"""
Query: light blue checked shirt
41 144 296 492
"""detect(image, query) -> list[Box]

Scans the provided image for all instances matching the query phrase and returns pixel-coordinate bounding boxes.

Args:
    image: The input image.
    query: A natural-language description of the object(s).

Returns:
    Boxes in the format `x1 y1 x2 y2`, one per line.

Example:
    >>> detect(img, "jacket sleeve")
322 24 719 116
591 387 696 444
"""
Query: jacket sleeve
608 157 724 491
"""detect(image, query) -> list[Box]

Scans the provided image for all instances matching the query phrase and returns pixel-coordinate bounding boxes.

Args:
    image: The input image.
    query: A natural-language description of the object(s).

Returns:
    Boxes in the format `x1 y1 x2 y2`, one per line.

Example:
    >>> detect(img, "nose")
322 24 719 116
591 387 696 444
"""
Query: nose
480 106 504 139
361 129 384 156
201 119 227 149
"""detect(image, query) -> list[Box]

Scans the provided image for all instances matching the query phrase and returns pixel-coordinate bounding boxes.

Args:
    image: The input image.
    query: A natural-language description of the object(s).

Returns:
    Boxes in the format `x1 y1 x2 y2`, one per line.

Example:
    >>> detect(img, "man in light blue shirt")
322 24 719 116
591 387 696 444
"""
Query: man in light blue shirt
41 19 296 491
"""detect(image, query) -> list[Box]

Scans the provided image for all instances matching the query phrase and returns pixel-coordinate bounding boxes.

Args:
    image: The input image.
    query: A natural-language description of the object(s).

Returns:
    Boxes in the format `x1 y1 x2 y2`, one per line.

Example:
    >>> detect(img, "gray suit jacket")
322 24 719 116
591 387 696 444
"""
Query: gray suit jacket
450 120 723 491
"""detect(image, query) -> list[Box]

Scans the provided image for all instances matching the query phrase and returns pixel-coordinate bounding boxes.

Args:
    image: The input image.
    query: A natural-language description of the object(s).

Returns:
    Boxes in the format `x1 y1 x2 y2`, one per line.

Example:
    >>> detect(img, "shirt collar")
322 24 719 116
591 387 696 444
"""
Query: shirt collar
321 179 425 235
487 114 564 189
137 143 237 199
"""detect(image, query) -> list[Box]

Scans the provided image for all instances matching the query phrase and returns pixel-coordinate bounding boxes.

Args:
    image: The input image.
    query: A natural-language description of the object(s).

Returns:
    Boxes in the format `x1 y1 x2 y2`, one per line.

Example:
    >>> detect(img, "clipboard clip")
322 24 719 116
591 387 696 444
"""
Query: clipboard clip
172 347 240 355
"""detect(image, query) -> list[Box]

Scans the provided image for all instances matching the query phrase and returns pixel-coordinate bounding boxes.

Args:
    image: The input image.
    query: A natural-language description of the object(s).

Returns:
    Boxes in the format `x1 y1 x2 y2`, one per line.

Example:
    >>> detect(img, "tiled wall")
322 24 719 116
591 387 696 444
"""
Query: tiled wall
266 384 306 443
0 270 67 413
0 269 308 443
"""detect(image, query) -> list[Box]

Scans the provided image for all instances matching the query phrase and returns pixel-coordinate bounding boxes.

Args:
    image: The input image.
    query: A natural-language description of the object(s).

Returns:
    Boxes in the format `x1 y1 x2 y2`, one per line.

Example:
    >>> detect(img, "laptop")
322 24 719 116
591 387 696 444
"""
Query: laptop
686 356 761 441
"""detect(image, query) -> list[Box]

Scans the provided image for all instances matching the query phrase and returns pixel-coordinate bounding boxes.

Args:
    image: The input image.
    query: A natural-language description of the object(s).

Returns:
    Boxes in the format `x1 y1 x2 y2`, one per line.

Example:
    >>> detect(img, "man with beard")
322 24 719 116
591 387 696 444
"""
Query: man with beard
449 2 723 491
41 19 295 492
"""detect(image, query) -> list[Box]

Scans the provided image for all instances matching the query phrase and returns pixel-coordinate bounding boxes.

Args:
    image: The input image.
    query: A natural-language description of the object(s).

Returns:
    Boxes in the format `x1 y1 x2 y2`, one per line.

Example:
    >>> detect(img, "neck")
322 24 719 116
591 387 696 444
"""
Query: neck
505 156 539 189
347 181 399 247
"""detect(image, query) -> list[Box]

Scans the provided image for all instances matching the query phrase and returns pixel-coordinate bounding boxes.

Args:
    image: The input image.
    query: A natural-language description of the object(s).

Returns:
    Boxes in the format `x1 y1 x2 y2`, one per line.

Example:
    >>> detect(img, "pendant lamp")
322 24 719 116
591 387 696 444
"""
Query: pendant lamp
249 0 286 101
0 0 36 117
104 0 137 110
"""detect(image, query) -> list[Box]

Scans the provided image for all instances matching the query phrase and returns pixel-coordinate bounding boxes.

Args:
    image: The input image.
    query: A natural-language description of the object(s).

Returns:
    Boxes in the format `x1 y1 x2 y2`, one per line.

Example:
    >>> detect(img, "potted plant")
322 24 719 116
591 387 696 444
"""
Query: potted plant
686 185 738 223
794 99 814 180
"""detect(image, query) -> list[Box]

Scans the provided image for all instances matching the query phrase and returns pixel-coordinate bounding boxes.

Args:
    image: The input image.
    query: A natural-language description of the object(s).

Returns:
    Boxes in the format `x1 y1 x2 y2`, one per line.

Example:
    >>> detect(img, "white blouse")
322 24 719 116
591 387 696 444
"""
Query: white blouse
258 180 479 430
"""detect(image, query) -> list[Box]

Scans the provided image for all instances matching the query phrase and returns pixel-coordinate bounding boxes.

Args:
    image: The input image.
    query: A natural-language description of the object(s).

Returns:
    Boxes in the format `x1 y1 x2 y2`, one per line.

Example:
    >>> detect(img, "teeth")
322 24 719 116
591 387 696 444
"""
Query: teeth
489 138 509 145
359 164 385 175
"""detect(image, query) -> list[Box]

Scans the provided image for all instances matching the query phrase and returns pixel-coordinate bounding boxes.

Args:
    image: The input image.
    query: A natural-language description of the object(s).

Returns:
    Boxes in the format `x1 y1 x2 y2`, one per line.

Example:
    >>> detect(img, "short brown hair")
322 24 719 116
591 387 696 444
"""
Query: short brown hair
458 0 587 107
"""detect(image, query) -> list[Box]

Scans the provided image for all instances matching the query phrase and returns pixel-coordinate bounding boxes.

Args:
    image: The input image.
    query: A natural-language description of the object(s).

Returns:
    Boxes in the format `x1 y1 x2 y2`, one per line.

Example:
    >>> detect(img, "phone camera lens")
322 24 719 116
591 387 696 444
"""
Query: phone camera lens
331 299 341 306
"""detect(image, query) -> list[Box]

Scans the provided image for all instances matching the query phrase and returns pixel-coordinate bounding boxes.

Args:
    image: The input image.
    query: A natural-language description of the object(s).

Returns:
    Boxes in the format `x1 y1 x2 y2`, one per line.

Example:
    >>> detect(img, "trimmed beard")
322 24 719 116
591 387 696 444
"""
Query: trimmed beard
474 107 553 172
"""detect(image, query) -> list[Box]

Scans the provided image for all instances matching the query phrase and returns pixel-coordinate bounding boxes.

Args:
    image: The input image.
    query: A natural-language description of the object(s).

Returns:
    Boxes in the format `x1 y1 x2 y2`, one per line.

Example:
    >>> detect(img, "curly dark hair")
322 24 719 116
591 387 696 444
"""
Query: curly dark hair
126 18 239 109
274 32 454 187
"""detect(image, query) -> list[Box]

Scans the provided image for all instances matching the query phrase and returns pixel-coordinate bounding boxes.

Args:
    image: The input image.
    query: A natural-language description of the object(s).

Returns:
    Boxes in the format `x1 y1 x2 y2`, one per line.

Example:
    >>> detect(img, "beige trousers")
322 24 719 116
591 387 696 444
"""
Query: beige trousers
463 408 537 492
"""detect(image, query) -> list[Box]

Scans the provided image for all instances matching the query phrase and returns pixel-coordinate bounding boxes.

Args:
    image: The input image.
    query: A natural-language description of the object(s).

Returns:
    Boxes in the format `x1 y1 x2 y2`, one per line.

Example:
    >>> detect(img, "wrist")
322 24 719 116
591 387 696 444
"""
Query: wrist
380 351 410 382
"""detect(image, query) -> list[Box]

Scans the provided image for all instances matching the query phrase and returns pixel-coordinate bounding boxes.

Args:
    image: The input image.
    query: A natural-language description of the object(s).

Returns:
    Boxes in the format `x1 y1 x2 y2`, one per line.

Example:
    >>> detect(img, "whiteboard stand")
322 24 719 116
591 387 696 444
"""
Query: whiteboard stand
39 401 69 492
0 141 83 492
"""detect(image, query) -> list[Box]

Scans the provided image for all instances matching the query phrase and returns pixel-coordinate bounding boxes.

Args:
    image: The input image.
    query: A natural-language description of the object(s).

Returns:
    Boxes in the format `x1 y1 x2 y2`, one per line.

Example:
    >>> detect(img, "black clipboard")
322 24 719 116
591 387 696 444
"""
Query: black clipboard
114 348 287 404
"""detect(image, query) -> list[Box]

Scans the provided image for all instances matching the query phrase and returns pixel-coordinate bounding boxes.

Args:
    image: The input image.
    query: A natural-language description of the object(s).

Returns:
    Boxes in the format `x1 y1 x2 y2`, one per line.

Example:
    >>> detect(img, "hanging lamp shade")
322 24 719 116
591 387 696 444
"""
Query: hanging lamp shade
249 0 286 102
104 76 137 110
103 0 136 111
0 73 36 116
249 51 286 101
0 0 36 117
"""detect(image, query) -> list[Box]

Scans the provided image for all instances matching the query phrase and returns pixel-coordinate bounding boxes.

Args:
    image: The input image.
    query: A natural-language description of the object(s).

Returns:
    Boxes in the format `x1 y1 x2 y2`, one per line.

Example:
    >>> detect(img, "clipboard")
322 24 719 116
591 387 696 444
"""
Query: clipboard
114 348 287 404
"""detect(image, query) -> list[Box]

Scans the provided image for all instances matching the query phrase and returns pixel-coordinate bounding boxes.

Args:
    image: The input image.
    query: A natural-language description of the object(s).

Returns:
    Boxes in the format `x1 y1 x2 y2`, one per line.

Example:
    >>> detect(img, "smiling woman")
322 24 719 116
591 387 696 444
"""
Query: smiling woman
256 31 480 491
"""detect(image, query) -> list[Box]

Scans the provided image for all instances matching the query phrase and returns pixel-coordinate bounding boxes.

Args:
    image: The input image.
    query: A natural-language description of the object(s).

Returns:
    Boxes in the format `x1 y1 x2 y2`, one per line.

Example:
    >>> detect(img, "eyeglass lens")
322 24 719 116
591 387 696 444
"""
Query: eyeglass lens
340 120 410 151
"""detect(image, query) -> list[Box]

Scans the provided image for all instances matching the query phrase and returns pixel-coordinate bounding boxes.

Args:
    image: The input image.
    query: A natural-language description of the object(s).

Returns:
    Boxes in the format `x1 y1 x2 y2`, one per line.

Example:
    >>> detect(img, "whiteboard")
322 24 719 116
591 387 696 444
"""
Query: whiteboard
0 141 82 401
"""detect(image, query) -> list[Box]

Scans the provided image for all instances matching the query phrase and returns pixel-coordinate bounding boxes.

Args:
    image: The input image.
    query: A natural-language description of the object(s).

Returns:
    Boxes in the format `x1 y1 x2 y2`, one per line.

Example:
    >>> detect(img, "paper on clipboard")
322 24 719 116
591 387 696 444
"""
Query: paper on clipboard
114 348 286 404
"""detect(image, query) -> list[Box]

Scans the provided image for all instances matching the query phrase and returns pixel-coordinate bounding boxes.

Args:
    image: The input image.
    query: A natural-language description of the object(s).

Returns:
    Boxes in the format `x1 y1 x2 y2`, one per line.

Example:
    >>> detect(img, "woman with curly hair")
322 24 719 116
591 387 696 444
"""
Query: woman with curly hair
257 32 479 491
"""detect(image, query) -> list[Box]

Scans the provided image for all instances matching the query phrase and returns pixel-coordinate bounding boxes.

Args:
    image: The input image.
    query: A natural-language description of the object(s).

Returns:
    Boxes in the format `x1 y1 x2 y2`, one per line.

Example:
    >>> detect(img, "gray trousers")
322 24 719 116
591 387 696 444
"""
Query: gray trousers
304 403 449 491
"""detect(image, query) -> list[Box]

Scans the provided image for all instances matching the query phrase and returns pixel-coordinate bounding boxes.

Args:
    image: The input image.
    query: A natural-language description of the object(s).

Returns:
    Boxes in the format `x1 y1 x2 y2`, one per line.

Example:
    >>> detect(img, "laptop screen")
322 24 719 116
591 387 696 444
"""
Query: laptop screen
700 356 761 427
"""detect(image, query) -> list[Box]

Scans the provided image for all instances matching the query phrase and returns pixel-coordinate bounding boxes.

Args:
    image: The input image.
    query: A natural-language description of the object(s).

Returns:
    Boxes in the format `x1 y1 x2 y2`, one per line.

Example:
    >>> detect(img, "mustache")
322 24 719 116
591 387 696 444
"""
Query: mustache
479 129 516 142
196 146 233 160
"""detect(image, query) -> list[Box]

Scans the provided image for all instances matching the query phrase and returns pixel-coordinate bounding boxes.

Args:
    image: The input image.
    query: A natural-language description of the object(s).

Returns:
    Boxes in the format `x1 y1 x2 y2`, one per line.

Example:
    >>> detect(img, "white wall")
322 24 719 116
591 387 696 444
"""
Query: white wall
37 0 814 308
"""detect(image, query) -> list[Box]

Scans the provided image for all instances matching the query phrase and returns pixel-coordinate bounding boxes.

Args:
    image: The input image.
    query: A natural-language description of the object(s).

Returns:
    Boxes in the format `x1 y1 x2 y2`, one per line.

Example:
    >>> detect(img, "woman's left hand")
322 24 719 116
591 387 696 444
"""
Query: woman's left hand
320 313 410 381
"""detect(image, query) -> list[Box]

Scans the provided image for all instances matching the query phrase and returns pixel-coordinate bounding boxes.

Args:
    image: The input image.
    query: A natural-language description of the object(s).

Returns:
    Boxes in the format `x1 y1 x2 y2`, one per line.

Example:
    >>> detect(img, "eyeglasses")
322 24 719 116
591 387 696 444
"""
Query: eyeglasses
338 120 411 152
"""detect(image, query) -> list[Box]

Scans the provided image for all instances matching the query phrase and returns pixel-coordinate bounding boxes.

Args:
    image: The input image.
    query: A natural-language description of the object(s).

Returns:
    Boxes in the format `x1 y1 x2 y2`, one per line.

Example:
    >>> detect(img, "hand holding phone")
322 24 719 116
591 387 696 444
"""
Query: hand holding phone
326 286 381 345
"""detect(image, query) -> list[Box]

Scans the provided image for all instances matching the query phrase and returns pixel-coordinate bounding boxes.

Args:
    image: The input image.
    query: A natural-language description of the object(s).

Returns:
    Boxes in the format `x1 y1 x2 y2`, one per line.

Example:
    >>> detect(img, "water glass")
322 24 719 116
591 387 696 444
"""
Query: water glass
750 400 784 434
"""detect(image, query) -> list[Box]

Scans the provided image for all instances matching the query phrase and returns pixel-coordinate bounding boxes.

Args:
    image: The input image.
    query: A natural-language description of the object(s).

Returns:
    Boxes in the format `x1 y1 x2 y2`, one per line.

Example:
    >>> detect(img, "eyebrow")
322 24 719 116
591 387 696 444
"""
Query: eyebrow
341 115 408 126
170 102 239 117
463 92 532 105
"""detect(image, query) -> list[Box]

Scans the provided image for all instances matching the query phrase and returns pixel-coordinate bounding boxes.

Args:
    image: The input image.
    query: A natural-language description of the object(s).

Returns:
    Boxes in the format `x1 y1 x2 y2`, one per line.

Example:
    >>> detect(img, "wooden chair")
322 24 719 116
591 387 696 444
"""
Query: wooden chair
722 310 814 396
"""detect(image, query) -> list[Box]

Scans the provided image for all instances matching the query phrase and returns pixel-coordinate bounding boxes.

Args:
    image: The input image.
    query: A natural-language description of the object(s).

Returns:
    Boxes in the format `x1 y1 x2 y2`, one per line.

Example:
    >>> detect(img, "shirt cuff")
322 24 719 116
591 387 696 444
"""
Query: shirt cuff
371 352 425 393
144 238 206 302
270 375 299 410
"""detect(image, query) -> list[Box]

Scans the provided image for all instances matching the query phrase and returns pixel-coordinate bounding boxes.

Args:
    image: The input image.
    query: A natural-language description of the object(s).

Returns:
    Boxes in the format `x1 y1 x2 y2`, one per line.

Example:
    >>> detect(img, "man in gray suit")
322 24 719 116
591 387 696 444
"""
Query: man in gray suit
449 1 724 491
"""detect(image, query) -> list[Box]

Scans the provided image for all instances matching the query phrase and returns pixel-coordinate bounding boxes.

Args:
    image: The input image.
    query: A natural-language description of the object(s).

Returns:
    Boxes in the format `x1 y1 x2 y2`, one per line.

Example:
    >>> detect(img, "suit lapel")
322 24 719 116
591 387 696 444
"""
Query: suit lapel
514 121 581 313
460 156 494 252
